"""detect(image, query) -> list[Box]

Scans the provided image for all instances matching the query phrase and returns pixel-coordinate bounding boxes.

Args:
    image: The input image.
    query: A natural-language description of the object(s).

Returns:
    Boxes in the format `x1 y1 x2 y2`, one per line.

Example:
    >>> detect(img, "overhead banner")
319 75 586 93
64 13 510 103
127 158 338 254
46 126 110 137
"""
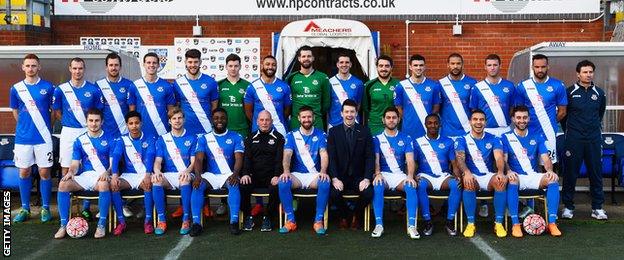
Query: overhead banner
80 37 141 58
174 38 261 81
54 0 600 16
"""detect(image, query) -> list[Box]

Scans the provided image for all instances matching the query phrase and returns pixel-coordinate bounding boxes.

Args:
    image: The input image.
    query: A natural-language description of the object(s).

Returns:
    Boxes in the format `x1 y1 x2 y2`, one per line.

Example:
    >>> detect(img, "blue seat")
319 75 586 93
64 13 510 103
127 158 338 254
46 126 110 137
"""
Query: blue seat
0 135 19 190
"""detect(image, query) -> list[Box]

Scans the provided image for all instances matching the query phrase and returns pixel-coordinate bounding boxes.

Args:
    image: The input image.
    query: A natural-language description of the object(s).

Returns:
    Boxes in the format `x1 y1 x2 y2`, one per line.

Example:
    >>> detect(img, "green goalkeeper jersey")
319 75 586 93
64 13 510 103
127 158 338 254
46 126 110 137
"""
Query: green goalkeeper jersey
285 70 330 130
362 77 399 135
218 78 250 137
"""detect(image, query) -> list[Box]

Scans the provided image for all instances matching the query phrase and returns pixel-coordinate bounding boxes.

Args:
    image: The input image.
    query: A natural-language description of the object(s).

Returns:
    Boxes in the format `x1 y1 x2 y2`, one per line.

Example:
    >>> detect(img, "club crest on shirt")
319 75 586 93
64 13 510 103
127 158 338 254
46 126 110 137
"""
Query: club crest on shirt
546 86 554 92
40 89 48 95
398 140 404 146
276 87 283 92
464 84 471 90
425 86 431 92
268 139 275 145
529 139 536 146
226 139 233 144
565 150 571 157
200 84 208 89
184 140 191 147
142 142 149 148
485 143 492 149
119 87 126 93
101 140 108 146
389 86 395 91
438 143 445 149
312 80 319 85
591 94 598 100
157 86 164 92
312 136 318 142
503 87 510 93
84 92 92 97
239 89 245 94
350 84 357 89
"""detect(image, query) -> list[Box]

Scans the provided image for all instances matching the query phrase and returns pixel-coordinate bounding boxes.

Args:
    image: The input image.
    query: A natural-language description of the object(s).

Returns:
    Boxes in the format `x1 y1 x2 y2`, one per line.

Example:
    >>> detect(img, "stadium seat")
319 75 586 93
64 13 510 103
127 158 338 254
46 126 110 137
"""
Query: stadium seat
0 134 20 190
278 188 329 230
459 190 494 233
504 189 547 230
71 190 114 232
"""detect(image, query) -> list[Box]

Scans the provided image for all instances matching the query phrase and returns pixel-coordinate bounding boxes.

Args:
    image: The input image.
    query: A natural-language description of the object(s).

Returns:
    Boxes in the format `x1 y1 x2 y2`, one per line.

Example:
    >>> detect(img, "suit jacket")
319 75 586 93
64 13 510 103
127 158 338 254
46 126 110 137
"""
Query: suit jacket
327 123 374 182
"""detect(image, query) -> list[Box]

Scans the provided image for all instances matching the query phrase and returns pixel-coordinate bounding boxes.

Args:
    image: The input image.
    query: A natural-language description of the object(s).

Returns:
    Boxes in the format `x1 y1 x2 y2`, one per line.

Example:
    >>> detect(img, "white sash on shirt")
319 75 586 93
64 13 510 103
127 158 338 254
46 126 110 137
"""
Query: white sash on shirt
78 134 107 174
204 132 233 175
416 136 443 176
377 133 403 175
59 82 87 127
522 79 557 161
505 132 536 174
97 79 128 135
329 76 349 106
14 81 52 144
122 136 147 174
439 77 471 133
400 79 428 131
162 133 188 173
475 80 507 127
464 135 490 174
176 76 213 133
134 79 167 136
252 80 286 135
293 131 318 174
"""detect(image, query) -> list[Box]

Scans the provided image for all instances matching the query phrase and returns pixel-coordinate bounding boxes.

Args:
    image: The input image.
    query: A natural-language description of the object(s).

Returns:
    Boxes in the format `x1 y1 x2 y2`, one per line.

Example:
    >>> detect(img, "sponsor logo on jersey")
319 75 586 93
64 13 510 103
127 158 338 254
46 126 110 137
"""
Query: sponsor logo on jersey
294 81 303 84
84 92 92 97
303 87 310 94
572 94 581 98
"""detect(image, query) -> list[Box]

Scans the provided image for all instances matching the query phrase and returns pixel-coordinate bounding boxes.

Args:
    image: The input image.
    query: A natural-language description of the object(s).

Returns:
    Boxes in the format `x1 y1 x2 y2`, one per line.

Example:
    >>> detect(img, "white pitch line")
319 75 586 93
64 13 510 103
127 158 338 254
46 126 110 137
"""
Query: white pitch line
163 236 194 260
24 239 62 260
470 235 506 260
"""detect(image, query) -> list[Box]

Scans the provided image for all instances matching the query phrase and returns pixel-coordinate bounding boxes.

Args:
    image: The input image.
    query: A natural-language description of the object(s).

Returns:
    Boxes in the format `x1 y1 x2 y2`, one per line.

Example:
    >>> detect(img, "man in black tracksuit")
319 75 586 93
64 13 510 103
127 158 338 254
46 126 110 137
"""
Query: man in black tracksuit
240 111 285 231
561 60 607 220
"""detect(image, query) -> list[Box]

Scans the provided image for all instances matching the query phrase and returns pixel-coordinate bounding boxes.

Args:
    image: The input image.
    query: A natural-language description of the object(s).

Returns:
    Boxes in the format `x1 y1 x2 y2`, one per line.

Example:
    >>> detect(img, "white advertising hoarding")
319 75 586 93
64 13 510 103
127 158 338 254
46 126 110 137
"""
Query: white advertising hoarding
54 0 600 16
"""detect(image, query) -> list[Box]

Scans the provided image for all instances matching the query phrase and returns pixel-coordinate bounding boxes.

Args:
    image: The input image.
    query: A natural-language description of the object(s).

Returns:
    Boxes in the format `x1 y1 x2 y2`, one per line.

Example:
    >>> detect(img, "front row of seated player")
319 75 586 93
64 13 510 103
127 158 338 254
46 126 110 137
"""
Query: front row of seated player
52 102 561 240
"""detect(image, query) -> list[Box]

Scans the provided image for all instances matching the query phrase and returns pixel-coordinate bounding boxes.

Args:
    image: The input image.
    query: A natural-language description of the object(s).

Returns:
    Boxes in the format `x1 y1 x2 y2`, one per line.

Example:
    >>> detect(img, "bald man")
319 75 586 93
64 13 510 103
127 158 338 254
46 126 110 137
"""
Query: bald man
240 111 285 232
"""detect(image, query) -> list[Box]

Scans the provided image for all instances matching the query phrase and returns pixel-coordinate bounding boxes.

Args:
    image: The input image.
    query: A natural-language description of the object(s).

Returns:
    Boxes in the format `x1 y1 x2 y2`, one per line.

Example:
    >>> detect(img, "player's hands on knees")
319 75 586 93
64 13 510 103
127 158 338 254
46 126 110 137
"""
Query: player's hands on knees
240 175 252 185
404 178 417 188
61 173 74 182
111 176 120 192
141 174 152 190
179 172 191 183
227 174 240 186
152 173 163 183
98 172 110 182
279 172 291 182
373 174 384 186
270 176 279 186
507 171 518 183
545 171 558 182
463 172 476 191
319 173 330 182
332 178 344 191
359 178 370 191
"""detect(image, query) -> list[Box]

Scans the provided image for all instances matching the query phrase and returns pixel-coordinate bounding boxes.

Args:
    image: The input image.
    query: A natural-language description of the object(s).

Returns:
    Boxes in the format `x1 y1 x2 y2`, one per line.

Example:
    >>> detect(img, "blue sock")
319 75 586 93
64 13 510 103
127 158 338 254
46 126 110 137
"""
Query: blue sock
507 184 519 224
494 191 506 223
278 179 295 222
404 183 418 227
98 191 111 227
152 185 166 222
180 184 192 222
547 183 560 223
373 183 384 226
18 175 32 210
227 183 240 224
58 191 70 226
315 180 330 222
40 178 52 210
191 181 207 224
83 199 91 211
112 191 125 224
463 190 477 223
417 179 431 221
144 190 153 223
447 179 461 221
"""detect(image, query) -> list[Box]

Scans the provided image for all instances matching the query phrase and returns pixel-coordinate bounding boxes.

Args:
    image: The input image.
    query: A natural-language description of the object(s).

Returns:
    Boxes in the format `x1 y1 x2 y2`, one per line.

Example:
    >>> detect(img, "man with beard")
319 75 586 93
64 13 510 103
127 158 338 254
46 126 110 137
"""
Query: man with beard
327 53 364 129
128 53 176 139
394 54 441 139
414 114 461 237
515 54 567 165
469 54 515 137
190 108 244 236
240 111 284 232
10 54 55 223
173 49 219 136
219 54 250 137
286 46 330 130
96 53 133 139
501 105 562 238
439 53 477 139
370 107 418 239
455 110 507 238
278 106 330 235
244 55 291 136
151 107 197 235
560 60 607 220
362 55 399 135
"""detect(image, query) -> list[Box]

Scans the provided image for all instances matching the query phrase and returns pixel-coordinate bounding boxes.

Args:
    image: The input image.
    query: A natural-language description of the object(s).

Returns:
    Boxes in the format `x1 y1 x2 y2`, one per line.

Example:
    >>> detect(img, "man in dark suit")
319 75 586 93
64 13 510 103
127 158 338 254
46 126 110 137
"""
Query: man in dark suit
328 99 374 230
